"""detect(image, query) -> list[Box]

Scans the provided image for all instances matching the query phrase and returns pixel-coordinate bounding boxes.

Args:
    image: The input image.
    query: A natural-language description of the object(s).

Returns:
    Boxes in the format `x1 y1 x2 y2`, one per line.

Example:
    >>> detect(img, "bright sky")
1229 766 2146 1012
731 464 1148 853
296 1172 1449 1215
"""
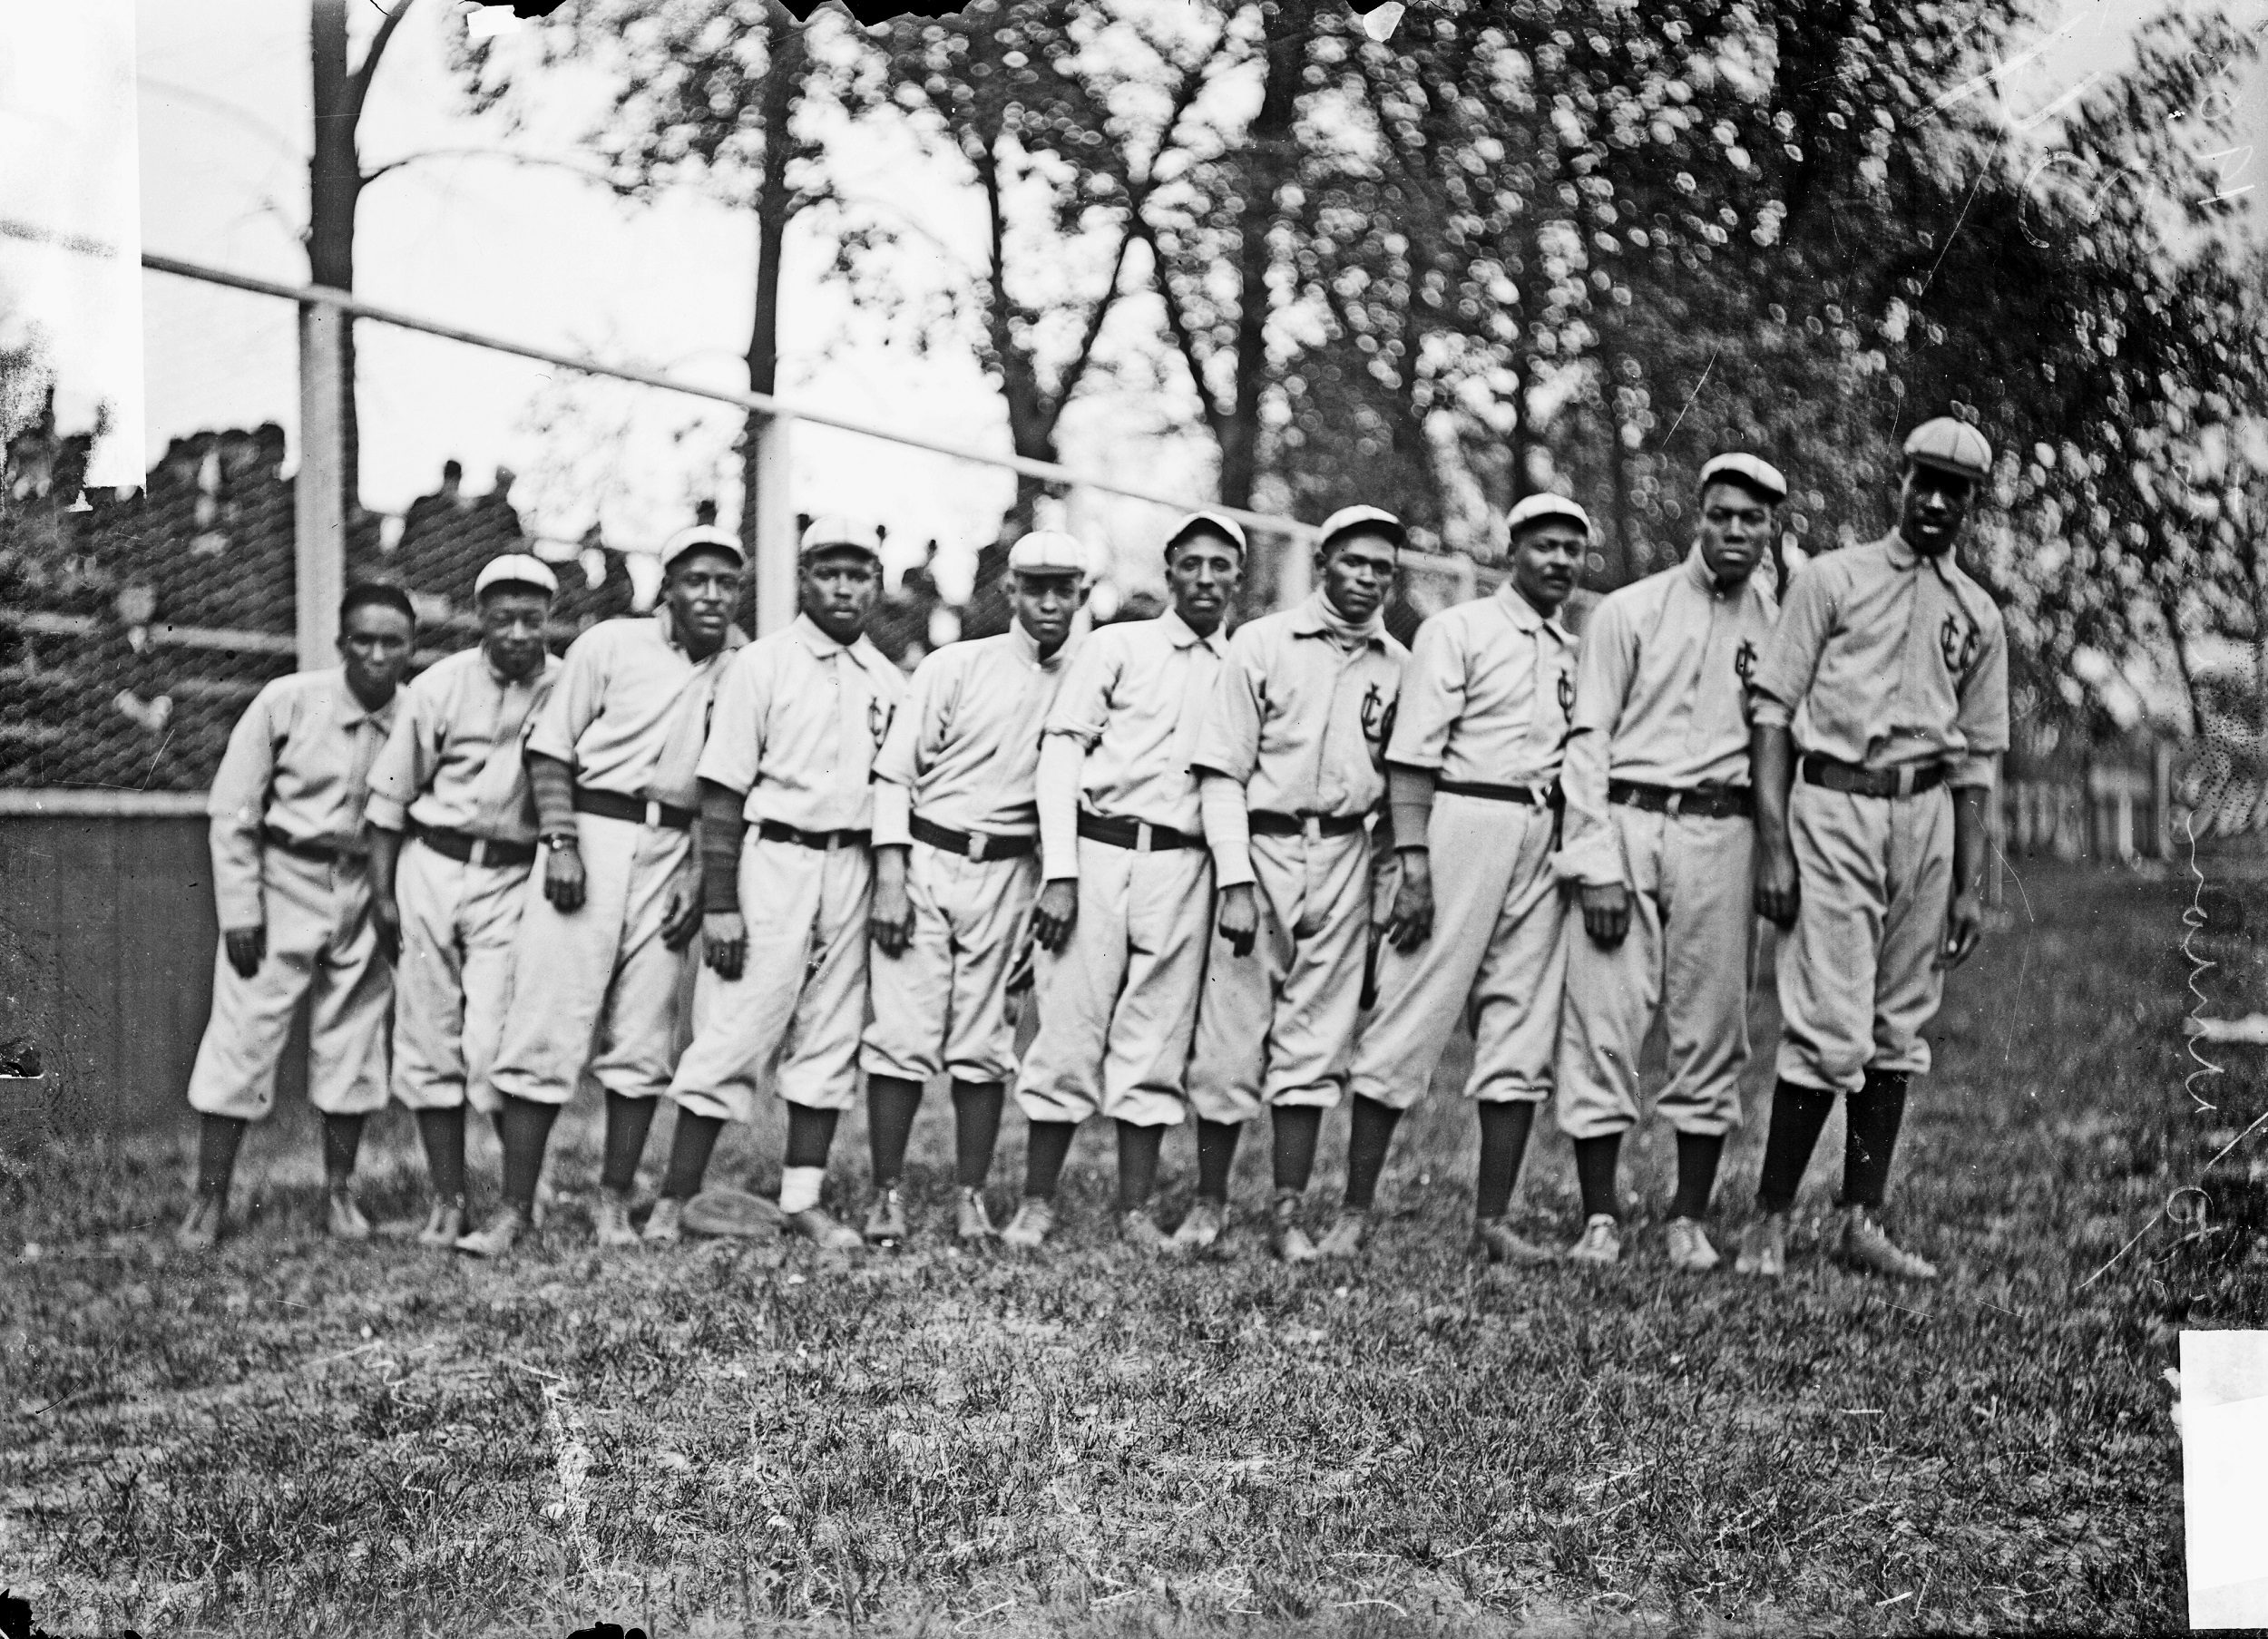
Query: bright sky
8 0 2263 594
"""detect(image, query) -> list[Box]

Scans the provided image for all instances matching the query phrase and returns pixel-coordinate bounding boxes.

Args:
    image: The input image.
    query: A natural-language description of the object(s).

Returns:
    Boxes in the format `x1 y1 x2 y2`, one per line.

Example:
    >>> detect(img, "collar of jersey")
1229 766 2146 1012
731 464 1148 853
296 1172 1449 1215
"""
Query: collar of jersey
1492 580 1568 639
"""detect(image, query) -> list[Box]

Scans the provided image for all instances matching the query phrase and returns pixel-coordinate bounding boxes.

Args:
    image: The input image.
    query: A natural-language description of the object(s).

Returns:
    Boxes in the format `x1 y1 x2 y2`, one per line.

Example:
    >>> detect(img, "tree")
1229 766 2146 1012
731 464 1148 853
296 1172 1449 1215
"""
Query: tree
308 0 415 509
456 0 849 580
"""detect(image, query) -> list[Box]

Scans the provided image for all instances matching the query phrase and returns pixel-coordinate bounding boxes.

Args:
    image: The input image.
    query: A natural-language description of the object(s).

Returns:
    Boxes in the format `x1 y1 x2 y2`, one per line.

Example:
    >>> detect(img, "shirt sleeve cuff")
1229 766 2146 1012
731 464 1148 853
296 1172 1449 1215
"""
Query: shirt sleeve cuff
1198 774 1256 889
1950 753 1999 790
870 781 914 848
1552 830 1625 888
1747 696 1793 729
364 795 407 833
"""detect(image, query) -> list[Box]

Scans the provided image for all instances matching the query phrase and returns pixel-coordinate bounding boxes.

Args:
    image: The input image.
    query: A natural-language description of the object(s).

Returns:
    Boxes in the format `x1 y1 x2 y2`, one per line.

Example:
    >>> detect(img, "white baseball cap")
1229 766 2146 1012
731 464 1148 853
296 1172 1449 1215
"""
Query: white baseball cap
1697 452 1789 504
660 525 747 572
1505 493 1593 538
799 514 884 561
1164 509 1248 557
1315 504 1407 551
1007 529 1089 579
473 553 560 599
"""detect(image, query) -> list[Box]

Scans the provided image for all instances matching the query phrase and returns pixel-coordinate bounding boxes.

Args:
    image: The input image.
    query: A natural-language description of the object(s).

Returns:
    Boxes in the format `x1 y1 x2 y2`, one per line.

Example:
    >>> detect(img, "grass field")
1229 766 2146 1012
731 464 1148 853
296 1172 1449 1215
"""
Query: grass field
1 861 2251 1636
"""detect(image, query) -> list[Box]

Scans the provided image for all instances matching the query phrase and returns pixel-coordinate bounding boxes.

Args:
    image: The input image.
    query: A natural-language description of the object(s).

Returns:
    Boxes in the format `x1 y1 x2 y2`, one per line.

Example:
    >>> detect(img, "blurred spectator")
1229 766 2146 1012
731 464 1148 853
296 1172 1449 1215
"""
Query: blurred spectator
960 537 1012 639
551 520 637 634
394 459 526 612
867 536 943 668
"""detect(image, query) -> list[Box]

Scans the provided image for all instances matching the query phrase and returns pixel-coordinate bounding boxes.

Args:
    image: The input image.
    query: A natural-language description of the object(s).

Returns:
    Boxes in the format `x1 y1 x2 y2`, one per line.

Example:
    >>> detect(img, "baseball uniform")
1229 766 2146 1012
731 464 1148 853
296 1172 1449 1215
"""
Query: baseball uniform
1014 610 1227 1129
666 614 905 1123
863 619 1073 1088
1748 532 2009 1092
1554 546 1778 1140
365 646 559 1117
1347 583 1579 1111
186 669 397 1122
1188 592 1405 1124
486 608 743 1108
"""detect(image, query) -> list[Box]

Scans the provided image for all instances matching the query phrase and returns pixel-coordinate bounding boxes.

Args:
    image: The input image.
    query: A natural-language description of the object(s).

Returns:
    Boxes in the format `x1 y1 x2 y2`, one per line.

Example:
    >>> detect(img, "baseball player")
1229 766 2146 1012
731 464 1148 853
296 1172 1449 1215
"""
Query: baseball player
1003 511 1246 1252
456 527 747 1258
365 554 562 1248
1552 454 1785 1271
1334 494 1588 1263
1178 506 1408 1259
1737 417 2007 1283
862 531 1089 1246
174 583 416 1250
650 517 904 1251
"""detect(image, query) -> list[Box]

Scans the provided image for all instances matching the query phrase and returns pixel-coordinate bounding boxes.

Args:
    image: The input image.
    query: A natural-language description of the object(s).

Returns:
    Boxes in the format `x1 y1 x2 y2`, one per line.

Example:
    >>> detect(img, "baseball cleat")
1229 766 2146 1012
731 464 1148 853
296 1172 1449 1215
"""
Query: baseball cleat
1172 1196 1229 1254
455 1203 532 1259
1834 1206 1940 1283
173 1195 224 1251
1270 1191 1319 1263
592 1188 640 1248
1471 1216 1558 1265
1664 1216 1721 1272
1734 1212 1789 1279
785 1205 865 1252
864 1186 910 1248
326 1186 373 1242
416 1198 467 1248
642 1196 684 1245
956 1187 998 1243
1313 1207 1371 1260
1565 1214 1622 1266
1001 1197 1056 1250
1119 1207 1174 1255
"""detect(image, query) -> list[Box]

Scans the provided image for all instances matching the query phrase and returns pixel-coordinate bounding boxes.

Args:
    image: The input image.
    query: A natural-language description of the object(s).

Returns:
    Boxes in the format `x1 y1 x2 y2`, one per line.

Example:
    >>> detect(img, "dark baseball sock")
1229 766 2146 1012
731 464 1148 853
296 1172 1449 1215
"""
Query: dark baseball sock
320 1112 366 1186
1271 1105 1324 1194
1573 1133 1621 1220
1474 1101 1537 1222
784 1104 840 1170
1115 1119 1164 1211
598 1091 658 1194
1755 1078 1837 1214
865 1074 925 1187
1344 1096 1403 1210
660 1111 726 1201
498 1096 560 1214
951 1080 1005 1190
414 1107 466 1204
1841 1069 1910 1210
1195 1118 1242 1202
1022 1119 1077 1200
194 1113 247 1203
1671 1130 1726 1221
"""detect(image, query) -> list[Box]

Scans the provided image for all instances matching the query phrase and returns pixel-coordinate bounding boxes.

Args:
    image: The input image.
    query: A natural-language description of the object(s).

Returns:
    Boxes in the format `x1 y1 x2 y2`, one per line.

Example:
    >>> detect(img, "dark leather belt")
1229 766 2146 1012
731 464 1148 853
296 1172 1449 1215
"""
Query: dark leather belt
1435 779 1562 809
1799 756 1949 801
910 814 1036 862
412 824 539 870
1248 810 1367 839
572 786 696 831
758 819 870 853
1608 781 1754 820
1077 811 1199 853
261 826 359 866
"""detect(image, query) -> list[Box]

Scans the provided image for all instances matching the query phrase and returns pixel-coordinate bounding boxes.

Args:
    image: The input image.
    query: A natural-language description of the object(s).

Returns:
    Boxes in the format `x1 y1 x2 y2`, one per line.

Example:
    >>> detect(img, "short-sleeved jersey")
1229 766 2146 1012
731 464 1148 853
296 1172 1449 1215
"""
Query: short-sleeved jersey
871 620 1076 844
523 609 747 808
1747 532 2008 786
1042 610 1228 833
364 647 561 843
1385 582 1579 786
695 614 906 831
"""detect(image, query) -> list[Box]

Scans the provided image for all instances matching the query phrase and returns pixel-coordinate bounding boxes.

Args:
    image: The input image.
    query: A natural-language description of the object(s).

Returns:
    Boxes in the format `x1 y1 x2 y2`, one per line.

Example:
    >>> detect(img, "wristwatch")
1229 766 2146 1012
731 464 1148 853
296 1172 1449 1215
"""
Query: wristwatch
541 830 580 851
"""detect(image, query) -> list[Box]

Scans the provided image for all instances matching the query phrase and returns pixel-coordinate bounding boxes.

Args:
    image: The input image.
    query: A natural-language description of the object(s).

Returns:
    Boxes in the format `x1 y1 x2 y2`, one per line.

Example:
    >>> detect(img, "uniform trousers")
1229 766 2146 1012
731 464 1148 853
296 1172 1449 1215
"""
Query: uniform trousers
1187 826 1372 1125
1555 805 1755 1140
1776 780 1955 1094
668 833 873 1123
861 839 1039 1088
389 838 534 1117
487 813 692 1107
1013 836 1209 1129
186 848 392 1121
1347 793 1567 1111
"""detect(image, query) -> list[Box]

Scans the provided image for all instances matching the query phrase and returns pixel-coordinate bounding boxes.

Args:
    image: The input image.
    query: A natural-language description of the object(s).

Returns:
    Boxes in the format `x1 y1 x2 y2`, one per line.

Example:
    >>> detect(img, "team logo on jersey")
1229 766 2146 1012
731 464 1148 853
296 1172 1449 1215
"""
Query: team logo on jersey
868 697 893 749
1360 682 1397 749
1940 612 1979 677
1556 668 1576 718
1735 639 1758 684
